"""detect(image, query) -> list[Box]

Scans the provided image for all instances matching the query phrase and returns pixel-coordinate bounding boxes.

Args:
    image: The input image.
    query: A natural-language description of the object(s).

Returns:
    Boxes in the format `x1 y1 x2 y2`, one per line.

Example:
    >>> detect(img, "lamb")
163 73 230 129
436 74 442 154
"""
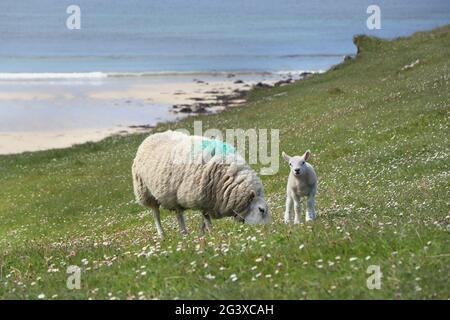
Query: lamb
282 150 317 224
132 130 270 238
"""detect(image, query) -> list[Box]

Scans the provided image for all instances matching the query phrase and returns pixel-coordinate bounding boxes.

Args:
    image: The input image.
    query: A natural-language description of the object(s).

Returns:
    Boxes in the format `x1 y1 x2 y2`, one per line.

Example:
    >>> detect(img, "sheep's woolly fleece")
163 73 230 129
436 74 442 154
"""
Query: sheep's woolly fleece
132 130 264 219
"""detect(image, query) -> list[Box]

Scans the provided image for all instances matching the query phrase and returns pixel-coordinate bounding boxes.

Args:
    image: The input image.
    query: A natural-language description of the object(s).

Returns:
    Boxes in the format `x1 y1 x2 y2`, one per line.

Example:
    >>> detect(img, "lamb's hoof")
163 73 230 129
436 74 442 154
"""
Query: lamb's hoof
284 219 291 224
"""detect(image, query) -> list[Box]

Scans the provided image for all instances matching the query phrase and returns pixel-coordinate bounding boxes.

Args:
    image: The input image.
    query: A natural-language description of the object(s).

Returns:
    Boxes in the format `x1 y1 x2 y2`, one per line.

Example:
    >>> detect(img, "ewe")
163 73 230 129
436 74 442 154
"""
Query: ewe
132 130 270 238
282 150 317 224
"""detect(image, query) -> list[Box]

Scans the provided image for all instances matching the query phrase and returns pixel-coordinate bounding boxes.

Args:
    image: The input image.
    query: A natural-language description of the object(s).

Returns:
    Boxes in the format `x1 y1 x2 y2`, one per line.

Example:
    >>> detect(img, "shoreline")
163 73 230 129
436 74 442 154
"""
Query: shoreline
0 127 151 155
0 71 315 155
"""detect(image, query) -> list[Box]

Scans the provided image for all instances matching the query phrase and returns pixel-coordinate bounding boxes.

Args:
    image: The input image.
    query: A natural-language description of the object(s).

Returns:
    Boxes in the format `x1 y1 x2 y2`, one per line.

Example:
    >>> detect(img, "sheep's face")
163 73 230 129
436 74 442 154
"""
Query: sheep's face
245 196 270 224
282 150 310 176
235 191 270 224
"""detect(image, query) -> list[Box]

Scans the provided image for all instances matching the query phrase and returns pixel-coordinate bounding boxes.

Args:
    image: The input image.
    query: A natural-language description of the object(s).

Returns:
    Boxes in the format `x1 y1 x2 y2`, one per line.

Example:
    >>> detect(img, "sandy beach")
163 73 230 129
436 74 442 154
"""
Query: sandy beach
0 128 142 155
0 74 295 155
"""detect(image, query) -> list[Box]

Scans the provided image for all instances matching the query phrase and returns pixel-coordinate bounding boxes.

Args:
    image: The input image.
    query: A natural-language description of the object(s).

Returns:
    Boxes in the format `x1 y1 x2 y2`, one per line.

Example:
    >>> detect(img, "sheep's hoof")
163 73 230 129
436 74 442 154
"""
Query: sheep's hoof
200 220 213 234
205 227 213 233
200 226 212 235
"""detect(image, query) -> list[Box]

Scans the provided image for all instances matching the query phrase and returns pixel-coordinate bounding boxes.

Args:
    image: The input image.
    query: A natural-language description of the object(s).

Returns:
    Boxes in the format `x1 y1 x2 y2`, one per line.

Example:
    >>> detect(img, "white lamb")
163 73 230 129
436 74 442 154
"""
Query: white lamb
132 130 270 238
282 150 317 224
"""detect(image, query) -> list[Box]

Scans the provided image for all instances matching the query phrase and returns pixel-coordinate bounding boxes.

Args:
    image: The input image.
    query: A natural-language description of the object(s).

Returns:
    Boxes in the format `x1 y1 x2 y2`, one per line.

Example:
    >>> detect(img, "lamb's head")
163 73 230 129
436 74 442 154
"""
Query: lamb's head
234 190 271 224
282 150 311 176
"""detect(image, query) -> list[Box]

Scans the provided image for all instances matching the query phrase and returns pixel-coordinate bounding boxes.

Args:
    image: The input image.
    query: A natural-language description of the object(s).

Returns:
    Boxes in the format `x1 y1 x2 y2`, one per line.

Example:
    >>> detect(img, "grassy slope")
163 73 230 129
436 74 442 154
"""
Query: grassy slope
0 26 449 299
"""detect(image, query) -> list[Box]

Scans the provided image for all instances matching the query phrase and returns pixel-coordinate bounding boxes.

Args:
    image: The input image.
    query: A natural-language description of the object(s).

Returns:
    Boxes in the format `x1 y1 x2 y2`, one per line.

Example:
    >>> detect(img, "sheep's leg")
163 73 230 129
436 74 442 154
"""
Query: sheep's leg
293 198 302 224
201 214 213 234
306 194 316 221
284 195 293 224
151 207 164 239
176 210 188 235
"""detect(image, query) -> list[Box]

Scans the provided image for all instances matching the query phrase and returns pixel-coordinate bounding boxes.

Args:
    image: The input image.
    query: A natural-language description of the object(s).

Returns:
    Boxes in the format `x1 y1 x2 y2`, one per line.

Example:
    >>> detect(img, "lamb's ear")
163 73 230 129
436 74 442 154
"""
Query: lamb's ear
303 150 311 161
282 151 290 162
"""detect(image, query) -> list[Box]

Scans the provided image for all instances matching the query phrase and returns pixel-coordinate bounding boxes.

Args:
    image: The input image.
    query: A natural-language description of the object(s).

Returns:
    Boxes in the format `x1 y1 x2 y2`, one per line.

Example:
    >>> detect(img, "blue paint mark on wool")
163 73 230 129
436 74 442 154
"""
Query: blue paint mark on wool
201 139 236 156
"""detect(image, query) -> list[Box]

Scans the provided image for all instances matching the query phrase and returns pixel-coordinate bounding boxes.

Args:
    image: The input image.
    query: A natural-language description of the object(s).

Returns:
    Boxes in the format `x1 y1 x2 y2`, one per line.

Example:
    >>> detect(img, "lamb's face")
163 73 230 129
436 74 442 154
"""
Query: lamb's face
239 195 271 224
282 150 311 176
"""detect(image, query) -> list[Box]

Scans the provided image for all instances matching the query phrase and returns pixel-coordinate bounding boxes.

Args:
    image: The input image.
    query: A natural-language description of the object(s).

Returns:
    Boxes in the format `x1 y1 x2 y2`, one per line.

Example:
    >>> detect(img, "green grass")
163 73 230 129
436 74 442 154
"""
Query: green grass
1 26 449 300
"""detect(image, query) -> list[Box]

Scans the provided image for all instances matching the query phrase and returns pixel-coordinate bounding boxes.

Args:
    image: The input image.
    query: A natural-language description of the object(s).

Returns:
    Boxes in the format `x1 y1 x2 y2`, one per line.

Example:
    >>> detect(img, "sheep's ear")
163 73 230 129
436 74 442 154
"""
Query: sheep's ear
303 150 311 161
242 190 256 207
282 151 290 162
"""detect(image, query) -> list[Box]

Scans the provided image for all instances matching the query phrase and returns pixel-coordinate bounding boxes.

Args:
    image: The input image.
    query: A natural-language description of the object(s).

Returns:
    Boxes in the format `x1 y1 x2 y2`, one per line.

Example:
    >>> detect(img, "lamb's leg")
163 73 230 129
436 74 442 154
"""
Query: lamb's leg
293 197 302 224
306 194 316 221
151 206 164 239
284 195 293 224
176 210 188 235
201 213 213 234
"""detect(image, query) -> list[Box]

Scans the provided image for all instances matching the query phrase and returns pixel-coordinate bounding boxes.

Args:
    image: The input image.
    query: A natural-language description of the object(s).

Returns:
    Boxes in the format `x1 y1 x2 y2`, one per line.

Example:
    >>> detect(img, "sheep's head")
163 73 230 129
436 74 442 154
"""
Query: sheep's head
282 150 311 176
234 190 271 224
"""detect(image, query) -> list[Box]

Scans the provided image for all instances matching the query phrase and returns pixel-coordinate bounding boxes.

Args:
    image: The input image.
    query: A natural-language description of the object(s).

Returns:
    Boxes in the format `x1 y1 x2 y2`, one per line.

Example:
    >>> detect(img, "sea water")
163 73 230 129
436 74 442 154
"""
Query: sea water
0 0 449 134
1 0 449 74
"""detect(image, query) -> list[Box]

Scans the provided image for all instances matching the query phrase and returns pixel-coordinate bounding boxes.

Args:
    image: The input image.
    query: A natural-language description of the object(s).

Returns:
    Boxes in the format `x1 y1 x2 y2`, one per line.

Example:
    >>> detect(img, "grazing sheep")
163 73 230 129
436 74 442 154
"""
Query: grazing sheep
132 130 270 238
282 150 317 224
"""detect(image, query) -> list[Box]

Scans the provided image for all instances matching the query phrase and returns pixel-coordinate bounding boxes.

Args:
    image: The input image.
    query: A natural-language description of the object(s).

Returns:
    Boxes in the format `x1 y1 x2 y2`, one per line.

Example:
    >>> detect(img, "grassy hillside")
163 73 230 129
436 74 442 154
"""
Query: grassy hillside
0 26 449 299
